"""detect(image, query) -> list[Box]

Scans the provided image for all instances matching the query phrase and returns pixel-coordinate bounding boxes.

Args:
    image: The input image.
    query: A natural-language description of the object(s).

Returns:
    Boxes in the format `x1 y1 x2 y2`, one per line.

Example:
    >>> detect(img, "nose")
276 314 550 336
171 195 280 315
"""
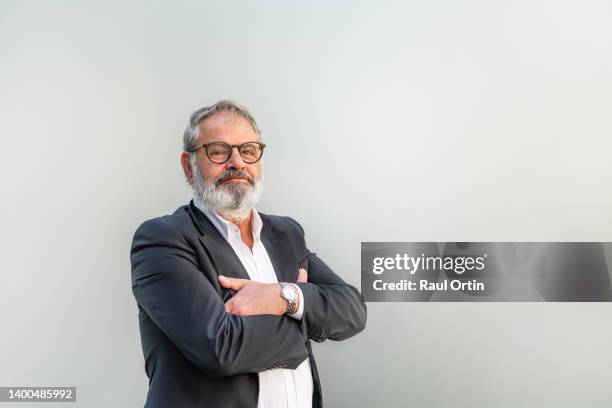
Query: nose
225 146 246 170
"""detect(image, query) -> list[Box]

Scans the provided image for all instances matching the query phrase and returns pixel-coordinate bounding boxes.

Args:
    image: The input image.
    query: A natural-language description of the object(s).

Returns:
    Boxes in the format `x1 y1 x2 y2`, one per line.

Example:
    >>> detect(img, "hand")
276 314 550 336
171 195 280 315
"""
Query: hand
219 276 285 316
297 267 308 283
219 268 308 316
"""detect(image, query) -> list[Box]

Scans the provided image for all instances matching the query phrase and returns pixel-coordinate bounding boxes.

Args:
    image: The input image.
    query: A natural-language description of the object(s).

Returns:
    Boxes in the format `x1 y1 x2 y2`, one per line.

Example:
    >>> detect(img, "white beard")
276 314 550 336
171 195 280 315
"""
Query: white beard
190 155 264 221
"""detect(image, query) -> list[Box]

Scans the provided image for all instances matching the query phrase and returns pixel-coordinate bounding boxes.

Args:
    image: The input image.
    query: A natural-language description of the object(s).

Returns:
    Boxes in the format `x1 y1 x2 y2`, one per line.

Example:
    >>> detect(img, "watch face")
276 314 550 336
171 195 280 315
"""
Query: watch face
282 286 297 301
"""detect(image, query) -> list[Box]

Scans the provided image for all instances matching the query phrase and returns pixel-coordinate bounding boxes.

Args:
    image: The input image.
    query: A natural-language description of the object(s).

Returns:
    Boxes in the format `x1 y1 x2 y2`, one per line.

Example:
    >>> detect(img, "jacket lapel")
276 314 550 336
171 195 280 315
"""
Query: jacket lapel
199 234 251 280
188 201 250 281
261 218 297 283
189 201 297 283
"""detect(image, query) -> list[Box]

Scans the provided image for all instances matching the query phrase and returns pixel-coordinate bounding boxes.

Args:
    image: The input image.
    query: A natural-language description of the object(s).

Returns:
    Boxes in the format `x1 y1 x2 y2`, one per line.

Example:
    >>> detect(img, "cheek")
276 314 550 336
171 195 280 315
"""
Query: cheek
198 161 223 181
247 165 261 180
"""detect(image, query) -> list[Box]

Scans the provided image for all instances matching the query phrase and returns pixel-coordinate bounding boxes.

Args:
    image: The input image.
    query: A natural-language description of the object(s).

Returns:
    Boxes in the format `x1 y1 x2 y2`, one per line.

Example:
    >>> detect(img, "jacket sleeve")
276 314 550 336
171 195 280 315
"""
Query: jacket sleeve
287 218 367 343
130 218 309 377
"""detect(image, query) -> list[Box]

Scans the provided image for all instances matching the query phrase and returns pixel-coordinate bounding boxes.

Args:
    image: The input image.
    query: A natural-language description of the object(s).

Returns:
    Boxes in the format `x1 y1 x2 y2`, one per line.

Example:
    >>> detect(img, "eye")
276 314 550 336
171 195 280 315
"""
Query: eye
240 143 260 158
209 149 226 157
206 143 230 160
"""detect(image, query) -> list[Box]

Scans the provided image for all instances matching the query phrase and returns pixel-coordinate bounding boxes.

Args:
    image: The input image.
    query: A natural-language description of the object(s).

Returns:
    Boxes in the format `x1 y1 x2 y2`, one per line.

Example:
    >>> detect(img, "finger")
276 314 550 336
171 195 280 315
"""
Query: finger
218 275 248 290
224 298 234 314
297 267 308 283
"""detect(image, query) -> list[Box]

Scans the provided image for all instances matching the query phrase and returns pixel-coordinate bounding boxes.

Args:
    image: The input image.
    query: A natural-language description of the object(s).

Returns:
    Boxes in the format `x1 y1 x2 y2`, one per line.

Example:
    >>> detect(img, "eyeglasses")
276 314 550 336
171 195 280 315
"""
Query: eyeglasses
188 141 266 164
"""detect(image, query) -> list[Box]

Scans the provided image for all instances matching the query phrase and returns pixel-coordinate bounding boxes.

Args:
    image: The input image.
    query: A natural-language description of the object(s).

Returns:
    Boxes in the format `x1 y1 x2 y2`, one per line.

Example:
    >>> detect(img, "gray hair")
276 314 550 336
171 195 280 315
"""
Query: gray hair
183 100 262 152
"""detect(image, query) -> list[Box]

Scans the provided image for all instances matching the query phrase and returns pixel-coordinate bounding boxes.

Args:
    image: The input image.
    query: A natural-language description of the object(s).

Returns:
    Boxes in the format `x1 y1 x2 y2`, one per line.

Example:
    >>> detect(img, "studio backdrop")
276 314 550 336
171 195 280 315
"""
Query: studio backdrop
1 1 612 407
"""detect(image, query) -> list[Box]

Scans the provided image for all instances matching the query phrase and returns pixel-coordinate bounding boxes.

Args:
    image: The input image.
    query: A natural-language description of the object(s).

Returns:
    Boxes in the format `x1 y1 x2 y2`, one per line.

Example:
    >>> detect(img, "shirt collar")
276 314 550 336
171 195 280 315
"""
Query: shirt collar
193 198 262 243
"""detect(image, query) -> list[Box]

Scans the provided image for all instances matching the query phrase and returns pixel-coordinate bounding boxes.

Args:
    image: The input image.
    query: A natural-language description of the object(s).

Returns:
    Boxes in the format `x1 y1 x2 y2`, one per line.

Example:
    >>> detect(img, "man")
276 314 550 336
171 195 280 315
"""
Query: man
130 100 367 408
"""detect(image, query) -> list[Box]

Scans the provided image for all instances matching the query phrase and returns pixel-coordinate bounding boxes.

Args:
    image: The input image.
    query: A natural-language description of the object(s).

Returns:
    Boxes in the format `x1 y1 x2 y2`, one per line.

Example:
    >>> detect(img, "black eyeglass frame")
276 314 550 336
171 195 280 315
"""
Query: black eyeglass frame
187 141 266 164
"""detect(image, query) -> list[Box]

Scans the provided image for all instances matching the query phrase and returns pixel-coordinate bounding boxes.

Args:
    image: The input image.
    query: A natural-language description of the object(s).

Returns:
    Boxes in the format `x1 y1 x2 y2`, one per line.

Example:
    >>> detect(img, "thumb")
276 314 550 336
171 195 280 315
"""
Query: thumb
297 268 308 283
218 275 248 290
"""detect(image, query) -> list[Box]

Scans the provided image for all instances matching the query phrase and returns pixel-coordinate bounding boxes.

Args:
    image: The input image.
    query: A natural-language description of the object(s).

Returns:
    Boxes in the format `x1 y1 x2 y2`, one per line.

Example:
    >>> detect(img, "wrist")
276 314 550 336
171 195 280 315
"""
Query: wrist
278 282 299 314
275 284 286 315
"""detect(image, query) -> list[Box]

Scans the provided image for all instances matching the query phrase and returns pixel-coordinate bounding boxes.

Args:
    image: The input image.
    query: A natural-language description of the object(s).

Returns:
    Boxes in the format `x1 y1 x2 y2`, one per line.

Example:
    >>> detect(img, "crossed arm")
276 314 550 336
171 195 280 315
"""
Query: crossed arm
218 268 308 316
220 254 367 343
130 218 367 378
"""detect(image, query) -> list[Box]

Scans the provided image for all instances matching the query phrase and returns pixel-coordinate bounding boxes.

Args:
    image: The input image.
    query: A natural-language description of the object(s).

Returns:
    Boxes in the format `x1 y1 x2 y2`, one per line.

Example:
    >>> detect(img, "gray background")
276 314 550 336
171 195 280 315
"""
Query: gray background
1 1 611 407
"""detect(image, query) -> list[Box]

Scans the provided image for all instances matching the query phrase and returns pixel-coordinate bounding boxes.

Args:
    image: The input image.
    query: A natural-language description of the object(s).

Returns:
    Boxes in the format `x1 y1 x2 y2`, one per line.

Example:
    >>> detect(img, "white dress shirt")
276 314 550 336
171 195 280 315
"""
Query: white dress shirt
194 200 313 408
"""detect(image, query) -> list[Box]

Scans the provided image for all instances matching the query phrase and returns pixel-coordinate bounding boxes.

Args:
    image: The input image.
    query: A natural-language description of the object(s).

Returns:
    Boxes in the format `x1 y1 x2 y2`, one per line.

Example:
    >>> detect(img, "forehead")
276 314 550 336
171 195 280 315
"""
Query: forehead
197 111 257 144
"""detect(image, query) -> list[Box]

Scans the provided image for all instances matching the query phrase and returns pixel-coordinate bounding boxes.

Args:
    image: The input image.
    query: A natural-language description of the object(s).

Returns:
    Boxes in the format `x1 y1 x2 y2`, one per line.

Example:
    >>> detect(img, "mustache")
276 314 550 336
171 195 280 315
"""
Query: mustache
214 169 255 186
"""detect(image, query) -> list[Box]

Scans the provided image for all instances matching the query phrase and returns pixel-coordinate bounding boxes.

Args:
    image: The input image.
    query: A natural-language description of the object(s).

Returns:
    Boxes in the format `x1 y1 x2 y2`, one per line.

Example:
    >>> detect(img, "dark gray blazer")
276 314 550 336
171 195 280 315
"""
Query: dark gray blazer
130 201 367 407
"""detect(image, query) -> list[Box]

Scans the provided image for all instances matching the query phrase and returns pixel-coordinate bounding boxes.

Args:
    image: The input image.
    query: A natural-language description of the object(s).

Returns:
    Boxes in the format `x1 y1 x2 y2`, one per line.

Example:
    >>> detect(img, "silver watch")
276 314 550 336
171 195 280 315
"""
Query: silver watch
278 282 299 314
